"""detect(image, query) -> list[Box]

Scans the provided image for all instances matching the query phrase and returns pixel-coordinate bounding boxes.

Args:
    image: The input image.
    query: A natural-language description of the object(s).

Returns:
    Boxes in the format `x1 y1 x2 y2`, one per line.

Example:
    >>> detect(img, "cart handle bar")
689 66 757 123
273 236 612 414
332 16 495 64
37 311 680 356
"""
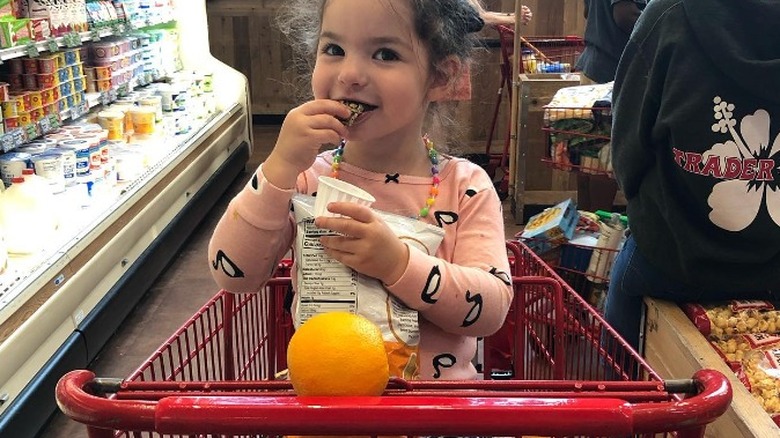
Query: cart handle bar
57 369 731 436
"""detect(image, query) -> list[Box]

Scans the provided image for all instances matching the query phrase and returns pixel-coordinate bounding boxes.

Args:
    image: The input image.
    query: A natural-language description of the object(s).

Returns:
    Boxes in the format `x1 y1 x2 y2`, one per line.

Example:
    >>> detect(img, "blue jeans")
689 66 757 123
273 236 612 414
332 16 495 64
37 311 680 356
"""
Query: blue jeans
604 235 703 352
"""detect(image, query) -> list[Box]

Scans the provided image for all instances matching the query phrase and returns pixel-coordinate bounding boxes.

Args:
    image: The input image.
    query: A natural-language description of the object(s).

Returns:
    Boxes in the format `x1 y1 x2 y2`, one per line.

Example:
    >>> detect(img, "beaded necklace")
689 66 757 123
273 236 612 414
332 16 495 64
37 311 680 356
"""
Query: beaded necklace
330 136 440 218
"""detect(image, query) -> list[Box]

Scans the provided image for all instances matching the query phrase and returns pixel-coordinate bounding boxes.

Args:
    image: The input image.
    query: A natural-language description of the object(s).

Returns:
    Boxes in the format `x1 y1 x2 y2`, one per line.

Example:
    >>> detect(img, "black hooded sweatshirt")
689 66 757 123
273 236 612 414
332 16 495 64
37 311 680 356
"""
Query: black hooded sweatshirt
612 0 780 296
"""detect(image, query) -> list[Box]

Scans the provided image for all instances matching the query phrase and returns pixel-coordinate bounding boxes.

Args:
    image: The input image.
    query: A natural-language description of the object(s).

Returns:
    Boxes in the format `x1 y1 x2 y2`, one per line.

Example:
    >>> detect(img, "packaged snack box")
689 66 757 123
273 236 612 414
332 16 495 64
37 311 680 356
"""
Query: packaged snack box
520 198 579 254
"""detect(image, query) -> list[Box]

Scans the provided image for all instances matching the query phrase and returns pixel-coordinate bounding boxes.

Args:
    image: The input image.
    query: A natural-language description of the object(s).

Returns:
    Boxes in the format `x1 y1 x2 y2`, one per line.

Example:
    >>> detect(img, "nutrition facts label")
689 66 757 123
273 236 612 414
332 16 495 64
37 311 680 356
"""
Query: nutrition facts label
298 219 358 322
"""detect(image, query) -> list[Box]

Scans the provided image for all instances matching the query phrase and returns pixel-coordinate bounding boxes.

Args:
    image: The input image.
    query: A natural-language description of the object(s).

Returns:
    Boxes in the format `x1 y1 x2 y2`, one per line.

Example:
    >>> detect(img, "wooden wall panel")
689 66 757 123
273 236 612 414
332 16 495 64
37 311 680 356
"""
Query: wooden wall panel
207 0 297 115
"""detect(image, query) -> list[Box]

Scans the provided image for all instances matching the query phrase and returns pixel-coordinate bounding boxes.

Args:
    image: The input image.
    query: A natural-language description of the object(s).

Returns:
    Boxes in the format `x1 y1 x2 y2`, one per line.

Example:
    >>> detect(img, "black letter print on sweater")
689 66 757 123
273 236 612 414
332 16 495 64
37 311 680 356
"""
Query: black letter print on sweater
434 211 458 228
462 290 483 327
212 250 245 278
385 173 400 183
490 267 512 286
432 353 456 378
421 265 442 304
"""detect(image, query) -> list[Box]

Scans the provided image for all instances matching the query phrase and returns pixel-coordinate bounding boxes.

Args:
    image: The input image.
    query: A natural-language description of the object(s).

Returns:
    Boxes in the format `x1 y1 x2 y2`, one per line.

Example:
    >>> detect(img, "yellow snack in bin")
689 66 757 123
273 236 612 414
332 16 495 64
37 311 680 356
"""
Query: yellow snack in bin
28 90 41 109
9 92 29 112
54 52 66 69
30 107 45 122
2 98 21 118
40 87 57 106
17 111 31 126
43 103 58 116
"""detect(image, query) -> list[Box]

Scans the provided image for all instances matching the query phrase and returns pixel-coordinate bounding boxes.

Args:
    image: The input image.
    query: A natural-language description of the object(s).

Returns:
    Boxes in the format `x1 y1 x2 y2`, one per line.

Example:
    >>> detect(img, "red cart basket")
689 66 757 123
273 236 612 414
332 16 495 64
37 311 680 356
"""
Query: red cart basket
56 242 731 438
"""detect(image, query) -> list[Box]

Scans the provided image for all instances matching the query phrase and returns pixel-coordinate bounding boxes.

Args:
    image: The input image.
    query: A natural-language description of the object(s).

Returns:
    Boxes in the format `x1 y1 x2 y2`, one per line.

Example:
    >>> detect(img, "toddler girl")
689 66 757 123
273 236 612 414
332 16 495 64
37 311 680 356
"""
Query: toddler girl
209 0 513 380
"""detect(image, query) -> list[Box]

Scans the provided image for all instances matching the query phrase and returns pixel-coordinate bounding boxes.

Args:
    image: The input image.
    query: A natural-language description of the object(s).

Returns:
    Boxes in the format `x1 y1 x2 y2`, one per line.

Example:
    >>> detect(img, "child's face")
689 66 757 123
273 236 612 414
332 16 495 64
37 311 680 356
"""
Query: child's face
312 0 440 140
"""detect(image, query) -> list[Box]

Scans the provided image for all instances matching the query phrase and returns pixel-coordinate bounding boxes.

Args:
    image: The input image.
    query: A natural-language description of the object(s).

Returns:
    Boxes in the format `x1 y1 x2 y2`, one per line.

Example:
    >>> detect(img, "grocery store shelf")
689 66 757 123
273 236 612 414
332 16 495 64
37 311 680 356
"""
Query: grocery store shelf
0 19 176 63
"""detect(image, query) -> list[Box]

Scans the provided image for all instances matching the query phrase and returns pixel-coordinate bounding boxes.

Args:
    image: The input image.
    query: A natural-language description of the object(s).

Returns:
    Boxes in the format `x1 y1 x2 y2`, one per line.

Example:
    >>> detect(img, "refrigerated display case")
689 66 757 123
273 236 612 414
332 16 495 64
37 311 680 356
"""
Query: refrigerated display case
0 2 252 436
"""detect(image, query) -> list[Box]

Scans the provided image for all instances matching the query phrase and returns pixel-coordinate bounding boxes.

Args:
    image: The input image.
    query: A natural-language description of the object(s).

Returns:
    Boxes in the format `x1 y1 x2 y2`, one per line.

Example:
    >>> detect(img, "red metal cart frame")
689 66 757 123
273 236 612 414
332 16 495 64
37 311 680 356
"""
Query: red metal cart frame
56 242 732 438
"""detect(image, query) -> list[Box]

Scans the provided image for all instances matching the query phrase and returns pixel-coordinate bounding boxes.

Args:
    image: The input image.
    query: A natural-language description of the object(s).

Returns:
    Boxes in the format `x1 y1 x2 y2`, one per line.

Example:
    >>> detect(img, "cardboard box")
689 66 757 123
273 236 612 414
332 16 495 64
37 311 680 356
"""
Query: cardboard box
520 198 579 253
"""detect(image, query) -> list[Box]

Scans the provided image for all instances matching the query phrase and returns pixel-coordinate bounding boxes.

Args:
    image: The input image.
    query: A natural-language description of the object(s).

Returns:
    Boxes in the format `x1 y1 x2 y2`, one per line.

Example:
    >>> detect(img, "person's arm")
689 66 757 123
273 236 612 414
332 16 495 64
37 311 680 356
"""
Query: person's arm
612 0 643 34
208 164 298 293
384 167 513 338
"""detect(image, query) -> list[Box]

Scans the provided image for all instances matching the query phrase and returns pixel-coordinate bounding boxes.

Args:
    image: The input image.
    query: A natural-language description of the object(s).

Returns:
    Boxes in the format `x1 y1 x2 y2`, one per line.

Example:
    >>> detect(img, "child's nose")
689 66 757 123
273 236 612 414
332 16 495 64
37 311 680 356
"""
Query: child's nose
337 56 368 86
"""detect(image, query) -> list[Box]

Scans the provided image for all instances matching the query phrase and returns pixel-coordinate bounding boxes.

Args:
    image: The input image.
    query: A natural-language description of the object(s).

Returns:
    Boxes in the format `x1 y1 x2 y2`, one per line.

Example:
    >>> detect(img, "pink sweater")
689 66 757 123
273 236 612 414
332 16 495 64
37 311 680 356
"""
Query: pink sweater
208 150 513 380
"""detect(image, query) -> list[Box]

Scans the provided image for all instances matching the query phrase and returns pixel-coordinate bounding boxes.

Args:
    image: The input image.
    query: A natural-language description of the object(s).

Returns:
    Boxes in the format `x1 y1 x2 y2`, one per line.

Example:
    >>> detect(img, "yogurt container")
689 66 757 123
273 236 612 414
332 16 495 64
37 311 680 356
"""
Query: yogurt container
31 151 66 194
55 145 78 186
0 152 31 187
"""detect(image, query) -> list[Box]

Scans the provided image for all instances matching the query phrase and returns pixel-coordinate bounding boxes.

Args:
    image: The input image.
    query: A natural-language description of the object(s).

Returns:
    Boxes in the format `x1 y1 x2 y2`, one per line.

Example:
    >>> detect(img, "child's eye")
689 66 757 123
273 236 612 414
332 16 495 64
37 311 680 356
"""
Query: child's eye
373 48 399 61
321 43 344 56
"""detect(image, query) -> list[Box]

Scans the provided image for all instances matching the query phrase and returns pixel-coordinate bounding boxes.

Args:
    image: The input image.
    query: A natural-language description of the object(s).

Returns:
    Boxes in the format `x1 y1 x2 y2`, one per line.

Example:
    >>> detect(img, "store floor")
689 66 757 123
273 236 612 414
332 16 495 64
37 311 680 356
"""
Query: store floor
39 124 522 437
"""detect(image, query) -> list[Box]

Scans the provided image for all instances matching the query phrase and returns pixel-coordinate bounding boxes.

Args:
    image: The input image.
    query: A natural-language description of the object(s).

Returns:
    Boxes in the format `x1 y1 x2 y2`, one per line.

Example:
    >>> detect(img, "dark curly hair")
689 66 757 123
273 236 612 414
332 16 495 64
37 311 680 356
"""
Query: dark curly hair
275 0 484 150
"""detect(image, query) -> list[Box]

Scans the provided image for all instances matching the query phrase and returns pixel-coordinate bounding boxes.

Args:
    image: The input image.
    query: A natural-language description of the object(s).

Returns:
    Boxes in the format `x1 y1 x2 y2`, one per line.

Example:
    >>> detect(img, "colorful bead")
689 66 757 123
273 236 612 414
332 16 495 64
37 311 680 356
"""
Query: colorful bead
332 136 439 219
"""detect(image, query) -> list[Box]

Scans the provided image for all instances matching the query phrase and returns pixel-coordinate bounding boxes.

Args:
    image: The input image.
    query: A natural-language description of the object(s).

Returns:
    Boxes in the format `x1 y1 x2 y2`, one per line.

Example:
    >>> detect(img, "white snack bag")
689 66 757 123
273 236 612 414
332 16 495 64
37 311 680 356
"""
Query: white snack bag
292 194 445 380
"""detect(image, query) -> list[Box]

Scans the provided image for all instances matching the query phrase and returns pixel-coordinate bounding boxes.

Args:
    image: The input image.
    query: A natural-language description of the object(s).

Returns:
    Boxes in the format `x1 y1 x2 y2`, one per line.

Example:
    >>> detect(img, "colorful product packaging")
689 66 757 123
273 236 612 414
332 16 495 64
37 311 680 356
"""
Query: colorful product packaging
519 198 580 254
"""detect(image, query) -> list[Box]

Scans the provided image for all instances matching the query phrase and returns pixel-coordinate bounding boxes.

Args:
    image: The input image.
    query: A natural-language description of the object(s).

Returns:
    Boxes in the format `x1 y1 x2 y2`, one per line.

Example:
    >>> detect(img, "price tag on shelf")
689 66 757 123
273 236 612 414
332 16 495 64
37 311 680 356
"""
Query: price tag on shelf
10 128 24 145
90 28 101 42
65 32 81 48
46 38 59 52
99 91 111 106
0 133 15 152
25 43 40 58
48 114 60 130
79 101 89 118
39 116 51 133
24 123 38 139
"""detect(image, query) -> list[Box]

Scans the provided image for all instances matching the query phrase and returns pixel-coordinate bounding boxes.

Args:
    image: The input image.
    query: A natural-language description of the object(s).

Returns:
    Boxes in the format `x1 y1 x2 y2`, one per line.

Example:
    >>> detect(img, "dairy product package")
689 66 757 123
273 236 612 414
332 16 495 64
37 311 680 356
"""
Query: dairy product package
292 194 445 380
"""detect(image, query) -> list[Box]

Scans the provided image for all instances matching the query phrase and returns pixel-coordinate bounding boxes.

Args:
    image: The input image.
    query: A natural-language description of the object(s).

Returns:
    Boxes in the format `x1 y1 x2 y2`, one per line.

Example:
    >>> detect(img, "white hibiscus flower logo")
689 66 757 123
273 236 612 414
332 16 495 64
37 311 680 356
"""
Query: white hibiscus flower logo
706 97 780 231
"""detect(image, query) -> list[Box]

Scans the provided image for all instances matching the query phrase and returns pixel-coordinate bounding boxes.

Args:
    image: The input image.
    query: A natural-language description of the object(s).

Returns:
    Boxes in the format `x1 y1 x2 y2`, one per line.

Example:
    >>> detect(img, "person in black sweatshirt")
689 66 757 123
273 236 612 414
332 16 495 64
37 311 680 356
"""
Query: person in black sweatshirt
606 0 780 351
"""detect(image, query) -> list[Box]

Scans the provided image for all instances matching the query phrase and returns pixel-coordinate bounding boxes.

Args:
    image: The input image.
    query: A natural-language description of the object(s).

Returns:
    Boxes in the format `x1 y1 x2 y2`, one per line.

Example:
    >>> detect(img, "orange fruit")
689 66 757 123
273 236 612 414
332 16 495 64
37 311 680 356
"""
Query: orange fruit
287 312 390 396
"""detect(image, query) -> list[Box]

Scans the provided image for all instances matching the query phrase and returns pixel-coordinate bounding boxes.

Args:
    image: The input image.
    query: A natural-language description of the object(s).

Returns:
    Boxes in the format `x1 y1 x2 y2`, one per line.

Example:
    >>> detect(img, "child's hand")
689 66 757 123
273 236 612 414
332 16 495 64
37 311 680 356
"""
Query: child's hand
315 202 409 285
264 100 351 188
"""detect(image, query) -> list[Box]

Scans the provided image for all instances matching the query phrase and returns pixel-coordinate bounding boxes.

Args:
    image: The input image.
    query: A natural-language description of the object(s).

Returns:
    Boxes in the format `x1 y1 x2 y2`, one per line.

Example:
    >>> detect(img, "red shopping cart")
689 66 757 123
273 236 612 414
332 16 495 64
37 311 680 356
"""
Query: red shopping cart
56 242 732 438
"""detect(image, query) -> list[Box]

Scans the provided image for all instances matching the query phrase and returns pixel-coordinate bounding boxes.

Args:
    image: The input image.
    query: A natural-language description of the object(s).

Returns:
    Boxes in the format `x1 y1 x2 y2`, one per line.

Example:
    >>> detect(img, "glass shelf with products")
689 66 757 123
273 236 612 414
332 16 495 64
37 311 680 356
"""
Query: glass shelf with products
0 96 234 322
0 21 180 153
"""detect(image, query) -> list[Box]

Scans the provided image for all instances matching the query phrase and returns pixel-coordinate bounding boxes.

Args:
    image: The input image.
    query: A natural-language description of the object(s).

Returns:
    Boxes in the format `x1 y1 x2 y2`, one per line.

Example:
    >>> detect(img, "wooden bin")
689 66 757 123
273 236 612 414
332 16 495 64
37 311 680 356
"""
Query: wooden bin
512 73 580 224
644 297 780 438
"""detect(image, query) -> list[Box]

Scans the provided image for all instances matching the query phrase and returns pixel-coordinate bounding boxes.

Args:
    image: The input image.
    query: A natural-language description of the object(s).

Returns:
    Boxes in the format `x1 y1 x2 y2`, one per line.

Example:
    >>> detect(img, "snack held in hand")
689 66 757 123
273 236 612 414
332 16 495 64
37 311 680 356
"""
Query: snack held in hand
287 311 390 396
339 100 366 126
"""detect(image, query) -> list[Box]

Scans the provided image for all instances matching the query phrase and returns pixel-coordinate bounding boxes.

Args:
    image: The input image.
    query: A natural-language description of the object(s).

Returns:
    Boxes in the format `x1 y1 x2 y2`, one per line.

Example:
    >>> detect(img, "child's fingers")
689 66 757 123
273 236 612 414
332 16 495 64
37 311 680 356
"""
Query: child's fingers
302 99 353 121
325 202 374 223
307 113 349 139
